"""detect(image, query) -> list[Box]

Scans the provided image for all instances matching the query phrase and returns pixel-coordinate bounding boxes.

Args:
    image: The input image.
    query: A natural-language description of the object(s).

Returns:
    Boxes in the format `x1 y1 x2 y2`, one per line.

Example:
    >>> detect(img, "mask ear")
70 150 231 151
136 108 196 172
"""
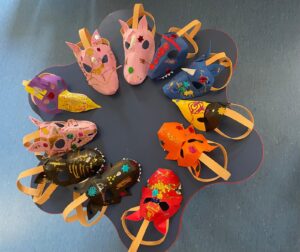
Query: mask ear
66 41 81 57
208 63 224 76
29 116 42 127
119 19 130 34
138 15 148 31
91 29 101 46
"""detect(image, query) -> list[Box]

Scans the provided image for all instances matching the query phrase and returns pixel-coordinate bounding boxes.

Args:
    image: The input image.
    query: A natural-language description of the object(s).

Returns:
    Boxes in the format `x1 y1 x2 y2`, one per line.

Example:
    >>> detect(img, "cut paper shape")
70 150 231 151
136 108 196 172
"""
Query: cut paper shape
66 28 119 95
119 3 156 85
158 122 230 182
62 159 141 227
23 117 97 157
163 50 232 99
121 168 182 252
173 99 254 140
23 73 100 114
148 19 201 80
16 148 106 205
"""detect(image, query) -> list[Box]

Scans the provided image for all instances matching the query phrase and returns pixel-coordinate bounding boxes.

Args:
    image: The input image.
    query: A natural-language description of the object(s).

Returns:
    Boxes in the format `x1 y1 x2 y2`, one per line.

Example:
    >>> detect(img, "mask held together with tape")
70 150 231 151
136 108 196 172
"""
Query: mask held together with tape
121 168 182 252
16 148 106 205
119 3 156 85
66 28 119 95
173 100 255 140
62 159 142 227
23 73 100 114
158 122 230 182
148 19 201 80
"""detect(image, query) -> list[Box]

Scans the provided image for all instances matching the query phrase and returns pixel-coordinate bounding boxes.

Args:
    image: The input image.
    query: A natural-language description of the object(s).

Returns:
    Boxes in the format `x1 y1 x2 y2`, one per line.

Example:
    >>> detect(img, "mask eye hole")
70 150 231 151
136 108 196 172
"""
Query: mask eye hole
125 41 130 49
83 63 92 72
102 55 108 63
55 139 65 149
144 198 152 204
159 202 169 211
167 50 178 59
142 40 149 49
55 123 64 128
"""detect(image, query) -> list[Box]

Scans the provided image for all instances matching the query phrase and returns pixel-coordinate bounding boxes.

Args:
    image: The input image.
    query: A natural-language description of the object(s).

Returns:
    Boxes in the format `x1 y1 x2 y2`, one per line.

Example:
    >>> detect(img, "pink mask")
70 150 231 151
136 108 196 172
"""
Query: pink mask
23 117 97 157
66 28 119 95
119 4 156 85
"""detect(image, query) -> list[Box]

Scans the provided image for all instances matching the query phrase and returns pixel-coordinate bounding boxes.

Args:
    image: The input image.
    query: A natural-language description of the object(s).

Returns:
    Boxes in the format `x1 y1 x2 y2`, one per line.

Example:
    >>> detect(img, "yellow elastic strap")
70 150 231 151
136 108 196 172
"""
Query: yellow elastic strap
16 166 44 196
121 206 169 248
63 193 88 222
23 131 40 147
205 52 233 92
33 183 58 205
214 103 254 140
79 28 92 49
168 20 201 59
188 140 230 182
124 3 156 35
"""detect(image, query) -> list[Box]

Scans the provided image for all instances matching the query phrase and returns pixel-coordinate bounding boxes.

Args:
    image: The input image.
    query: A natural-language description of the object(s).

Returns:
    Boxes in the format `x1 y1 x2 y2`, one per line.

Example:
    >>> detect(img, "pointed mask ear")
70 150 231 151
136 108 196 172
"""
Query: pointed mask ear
119 19 130 34
138 15 148 31
29 116 42 127
66 41 81 56
91 29 101 46
209 63 225 76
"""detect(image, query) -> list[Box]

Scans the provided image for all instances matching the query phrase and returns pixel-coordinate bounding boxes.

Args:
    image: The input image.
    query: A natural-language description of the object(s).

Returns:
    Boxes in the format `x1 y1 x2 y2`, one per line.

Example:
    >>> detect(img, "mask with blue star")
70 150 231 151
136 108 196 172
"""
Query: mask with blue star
162 49 233 99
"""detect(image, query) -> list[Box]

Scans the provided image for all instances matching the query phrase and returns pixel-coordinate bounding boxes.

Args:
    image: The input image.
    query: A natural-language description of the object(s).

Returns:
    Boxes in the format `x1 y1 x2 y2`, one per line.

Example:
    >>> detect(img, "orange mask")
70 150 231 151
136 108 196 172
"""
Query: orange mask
157 122 231 182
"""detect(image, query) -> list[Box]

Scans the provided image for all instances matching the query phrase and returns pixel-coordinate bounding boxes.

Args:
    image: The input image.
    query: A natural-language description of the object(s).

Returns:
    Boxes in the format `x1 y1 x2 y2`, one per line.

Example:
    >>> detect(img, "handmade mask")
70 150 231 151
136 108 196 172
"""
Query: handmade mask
16 148 106 205
173 99 255 140
163 51 232 99
158 122 230 182
121 169 182 251
23 117 97 157
148 19 201 80
119 3 156 85
62 158 141 227
66 28 119 95
23 73 100 113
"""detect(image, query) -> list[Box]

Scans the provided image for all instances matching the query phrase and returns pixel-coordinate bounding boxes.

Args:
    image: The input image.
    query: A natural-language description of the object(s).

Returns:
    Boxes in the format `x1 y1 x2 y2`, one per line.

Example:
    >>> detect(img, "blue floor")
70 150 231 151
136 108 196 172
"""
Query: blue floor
0 0 300 251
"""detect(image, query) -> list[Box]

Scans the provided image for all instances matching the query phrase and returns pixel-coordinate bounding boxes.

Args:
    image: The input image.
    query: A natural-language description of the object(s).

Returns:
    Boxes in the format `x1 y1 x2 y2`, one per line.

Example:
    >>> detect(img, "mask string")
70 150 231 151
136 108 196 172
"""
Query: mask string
187 140 230 182
214 103 254 140
121 206 169 247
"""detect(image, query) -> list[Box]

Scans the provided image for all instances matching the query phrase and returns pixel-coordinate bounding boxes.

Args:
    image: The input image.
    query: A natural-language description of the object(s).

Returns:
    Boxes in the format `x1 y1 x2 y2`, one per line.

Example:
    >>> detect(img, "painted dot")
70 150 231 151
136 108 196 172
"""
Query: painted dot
43 143 48 148
189 146 197 153
97 48 101 51
78 132 83 137
67 134 73 139
87 186 97 197
71 144 77 150
47 92 55 100
128 67 134 74
121 164 129 173
152 189 159 197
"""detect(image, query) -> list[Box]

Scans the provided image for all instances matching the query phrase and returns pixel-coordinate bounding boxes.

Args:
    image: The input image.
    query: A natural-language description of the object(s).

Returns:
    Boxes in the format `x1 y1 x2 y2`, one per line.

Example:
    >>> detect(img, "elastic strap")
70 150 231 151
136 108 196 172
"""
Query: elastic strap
124 3 156 35
188 140 230 182
16 166 45 196
214 103 254 140
205 53 233 92
63 193 108 227
33 183 58 205
121 206 169 249
168 20 201 59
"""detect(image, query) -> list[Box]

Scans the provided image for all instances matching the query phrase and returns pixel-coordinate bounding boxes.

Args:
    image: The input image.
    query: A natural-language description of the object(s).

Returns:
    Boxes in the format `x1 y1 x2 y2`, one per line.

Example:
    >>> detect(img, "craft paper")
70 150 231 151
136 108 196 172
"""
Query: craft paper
16 148 106 205
66 29 119 95
23 117 97 157
163 50 232 99
23 73 100 114
119 3 156 85
148 20 201 80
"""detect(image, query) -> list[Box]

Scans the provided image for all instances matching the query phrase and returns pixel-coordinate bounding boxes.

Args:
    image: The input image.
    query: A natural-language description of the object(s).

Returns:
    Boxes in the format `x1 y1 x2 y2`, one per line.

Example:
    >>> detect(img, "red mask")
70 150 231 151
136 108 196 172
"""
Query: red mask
126 168 182 234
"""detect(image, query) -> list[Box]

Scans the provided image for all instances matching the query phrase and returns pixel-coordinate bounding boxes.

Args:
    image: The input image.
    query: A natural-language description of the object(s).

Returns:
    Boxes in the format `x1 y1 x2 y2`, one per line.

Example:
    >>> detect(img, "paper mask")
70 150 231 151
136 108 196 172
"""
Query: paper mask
23 117 97 157
121 169 182 251
62 159 141 227
163 50 232 99
66 28 119 95
148 20 201 80
16 148 106 205
119 3 156 85
158 122 230 182
173 99 255 140
23 73 100 114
